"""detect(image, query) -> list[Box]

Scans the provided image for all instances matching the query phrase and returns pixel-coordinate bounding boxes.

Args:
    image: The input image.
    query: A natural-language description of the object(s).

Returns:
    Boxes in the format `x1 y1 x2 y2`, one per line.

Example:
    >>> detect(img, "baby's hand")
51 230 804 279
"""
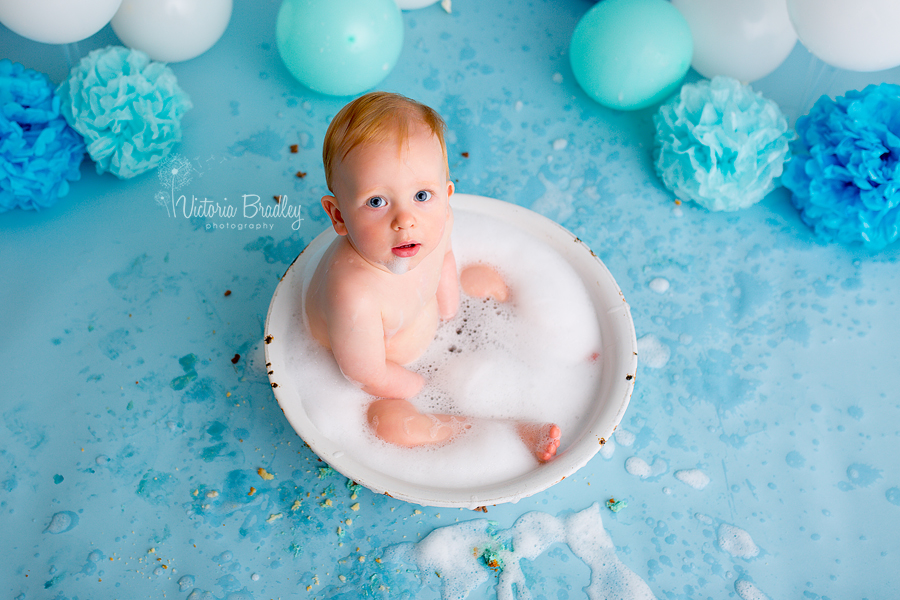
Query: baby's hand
460 263 509 302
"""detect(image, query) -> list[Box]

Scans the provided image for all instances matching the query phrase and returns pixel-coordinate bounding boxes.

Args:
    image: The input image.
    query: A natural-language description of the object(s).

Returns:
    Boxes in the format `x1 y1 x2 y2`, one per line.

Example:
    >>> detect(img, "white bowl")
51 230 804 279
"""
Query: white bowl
264 194 637 508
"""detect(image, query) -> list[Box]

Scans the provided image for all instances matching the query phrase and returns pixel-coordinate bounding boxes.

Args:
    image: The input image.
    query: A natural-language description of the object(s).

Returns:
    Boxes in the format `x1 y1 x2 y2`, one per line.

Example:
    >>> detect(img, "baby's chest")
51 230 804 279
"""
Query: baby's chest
380 281 440 337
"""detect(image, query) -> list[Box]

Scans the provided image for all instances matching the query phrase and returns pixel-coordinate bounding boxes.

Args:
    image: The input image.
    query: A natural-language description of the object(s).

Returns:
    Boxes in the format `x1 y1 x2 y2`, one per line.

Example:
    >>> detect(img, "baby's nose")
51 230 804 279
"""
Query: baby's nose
392 208 416 230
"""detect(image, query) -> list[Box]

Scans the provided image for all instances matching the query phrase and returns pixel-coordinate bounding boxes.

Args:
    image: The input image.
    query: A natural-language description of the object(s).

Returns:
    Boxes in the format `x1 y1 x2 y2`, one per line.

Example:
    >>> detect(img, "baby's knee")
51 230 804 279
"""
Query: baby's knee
460 263 509 302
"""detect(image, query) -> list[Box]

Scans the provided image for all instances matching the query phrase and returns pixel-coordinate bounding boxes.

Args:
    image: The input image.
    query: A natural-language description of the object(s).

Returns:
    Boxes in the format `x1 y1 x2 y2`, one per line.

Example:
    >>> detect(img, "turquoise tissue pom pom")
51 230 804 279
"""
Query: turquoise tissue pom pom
57 46 192 179
0 59 85 212
782 84 900 250
653 76 792 211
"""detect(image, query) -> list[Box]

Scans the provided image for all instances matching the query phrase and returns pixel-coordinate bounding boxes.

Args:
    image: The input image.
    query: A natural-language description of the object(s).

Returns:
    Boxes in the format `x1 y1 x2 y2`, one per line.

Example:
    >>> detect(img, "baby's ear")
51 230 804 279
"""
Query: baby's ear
321 195 348 236
446 180 455 198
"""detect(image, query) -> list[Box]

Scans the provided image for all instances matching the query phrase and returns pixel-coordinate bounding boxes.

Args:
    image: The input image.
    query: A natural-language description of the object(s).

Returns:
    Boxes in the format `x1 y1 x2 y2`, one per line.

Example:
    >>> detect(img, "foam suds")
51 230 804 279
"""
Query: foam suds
614 428 635 447
649 277 670 293
735 579 770 600
636 334 670 368
625 456 667 479
383 503 655 600
674 468 710 490
625 457 652 478
599 436 616 459
283 209 603 487
384 255 412 275
718 524 760 559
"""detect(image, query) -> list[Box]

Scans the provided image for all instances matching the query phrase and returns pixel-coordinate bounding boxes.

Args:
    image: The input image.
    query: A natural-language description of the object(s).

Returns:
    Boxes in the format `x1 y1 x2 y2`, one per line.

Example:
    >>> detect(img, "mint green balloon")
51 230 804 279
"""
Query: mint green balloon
570 0 693 111
276 0 403 96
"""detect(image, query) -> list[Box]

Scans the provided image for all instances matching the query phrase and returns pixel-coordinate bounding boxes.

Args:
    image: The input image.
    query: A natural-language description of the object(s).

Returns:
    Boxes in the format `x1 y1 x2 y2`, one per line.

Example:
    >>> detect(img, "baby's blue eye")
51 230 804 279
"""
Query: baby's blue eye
366 196 386 208
414 190 432 202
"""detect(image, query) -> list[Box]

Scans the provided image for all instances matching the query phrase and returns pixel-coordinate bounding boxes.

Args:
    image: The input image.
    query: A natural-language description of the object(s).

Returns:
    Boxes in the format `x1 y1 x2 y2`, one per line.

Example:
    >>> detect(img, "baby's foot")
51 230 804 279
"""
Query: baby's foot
518 422 561 462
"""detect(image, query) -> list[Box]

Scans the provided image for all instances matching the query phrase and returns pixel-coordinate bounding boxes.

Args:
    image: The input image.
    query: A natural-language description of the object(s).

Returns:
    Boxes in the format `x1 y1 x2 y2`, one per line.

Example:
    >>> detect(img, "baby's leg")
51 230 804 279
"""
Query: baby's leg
460 263 509 302
367 398 467 447
368 399 561 463
517 422 561 462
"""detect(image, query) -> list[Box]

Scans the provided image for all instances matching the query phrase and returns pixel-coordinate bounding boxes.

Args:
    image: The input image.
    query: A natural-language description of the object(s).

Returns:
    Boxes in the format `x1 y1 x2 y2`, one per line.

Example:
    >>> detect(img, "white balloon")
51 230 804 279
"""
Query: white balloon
672 0 797 82
787 0 900 72
111 0 232 63
394 0 439 9
0 0 122 44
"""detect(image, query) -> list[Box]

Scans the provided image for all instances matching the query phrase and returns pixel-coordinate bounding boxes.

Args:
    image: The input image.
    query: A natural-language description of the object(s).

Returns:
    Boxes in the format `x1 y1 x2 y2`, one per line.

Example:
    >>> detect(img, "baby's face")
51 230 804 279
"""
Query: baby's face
324 124 453 274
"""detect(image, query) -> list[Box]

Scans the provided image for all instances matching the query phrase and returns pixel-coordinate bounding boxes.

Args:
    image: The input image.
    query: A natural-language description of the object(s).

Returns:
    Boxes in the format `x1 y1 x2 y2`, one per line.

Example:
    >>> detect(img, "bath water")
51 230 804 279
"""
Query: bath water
284 208 603 488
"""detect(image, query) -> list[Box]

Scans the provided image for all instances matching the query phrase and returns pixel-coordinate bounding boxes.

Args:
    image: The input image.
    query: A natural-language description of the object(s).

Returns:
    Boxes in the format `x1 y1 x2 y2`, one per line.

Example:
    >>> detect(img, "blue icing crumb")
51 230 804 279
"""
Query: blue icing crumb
44 573 65 589
206 421 228 441
171 353 200 390
179 353 199 371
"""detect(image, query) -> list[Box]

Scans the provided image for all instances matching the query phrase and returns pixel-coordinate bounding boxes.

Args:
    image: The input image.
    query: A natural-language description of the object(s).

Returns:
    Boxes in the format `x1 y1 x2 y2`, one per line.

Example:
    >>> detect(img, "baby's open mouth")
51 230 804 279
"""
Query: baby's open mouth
392 242 420 258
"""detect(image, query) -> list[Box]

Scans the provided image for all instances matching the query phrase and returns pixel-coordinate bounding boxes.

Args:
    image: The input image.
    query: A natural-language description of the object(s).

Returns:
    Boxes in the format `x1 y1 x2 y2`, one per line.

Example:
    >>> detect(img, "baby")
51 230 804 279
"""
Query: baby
304 91 560 462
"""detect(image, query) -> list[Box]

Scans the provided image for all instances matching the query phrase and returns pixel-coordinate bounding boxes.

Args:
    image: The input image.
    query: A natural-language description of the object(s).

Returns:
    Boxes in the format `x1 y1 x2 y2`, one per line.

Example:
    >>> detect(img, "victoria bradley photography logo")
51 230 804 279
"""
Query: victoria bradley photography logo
154 153 303 231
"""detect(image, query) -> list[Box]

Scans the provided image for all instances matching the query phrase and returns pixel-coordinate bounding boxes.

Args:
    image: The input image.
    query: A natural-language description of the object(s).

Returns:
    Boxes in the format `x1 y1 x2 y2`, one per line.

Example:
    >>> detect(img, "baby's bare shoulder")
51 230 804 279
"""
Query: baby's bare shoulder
317 248 384 312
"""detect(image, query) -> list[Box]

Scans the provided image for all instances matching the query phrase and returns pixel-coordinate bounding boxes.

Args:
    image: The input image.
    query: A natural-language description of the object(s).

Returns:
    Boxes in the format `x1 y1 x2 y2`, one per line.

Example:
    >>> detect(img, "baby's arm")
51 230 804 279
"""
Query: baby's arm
436 247 460 320
325 286 425 399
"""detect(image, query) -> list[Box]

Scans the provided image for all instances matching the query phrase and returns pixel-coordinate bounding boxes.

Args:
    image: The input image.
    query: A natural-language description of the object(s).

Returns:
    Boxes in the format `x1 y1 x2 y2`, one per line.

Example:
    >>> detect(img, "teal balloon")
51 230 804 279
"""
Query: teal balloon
570 0 693 111
276 0 404 96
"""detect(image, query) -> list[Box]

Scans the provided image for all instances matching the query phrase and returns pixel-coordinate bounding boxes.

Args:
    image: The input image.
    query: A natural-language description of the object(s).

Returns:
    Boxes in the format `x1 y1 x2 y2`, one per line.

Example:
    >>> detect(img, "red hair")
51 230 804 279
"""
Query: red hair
322 91 449 192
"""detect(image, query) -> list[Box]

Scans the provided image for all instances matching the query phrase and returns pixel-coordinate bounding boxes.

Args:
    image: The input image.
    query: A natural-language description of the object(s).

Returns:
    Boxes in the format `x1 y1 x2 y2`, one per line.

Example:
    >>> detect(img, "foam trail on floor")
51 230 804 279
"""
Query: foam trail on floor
383 503 656 600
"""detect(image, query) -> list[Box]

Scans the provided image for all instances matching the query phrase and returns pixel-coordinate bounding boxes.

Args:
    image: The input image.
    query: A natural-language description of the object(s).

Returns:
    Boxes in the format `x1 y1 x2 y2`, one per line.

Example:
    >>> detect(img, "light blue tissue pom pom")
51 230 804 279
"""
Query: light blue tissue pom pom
782 83 900 250
653 76 792 212
57 46 192 180
0 59 85 212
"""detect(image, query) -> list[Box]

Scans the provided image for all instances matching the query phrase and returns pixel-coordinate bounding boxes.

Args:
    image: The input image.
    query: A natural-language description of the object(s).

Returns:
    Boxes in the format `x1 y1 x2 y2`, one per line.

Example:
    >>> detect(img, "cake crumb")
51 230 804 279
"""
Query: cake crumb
606 497 628 512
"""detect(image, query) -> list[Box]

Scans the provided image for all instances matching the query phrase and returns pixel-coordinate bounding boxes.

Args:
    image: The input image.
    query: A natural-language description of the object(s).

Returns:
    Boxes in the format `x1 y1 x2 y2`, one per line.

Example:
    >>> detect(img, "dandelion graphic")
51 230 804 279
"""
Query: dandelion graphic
157 153 194 216
154 191 169 216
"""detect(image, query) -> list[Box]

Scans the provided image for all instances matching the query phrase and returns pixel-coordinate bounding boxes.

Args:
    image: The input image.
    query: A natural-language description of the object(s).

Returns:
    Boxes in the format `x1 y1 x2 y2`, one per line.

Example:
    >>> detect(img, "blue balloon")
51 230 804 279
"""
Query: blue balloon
276 0 404 96
570 0 693 111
